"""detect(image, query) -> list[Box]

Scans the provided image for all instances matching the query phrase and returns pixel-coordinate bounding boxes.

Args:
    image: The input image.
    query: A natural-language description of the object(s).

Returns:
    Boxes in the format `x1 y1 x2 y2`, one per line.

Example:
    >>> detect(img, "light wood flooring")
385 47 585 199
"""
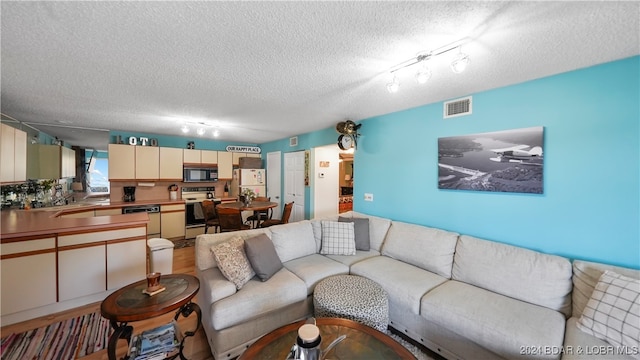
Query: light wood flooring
0 246 214 360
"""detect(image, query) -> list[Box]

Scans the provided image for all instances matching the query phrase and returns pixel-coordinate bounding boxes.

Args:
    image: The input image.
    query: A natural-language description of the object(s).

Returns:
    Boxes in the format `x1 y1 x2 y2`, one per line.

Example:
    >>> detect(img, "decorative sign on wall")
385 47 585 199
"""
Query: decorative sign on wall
115 135 159 146
226 145 261 153
319 161 330 167
438 126 544 194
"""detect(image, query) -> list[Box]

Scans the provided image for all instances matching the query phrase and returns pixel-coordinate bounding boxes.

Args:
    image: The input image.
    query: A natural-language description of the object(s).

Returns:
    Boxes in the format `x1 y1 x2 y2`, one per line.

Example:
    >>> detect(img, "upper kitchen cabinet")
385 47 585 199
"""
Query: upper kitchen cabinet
27 144 75 180
108 144 135 180
183 149 218 166
135 146 159 180
217 151 233 179
159 147 183 180
0 123 27 183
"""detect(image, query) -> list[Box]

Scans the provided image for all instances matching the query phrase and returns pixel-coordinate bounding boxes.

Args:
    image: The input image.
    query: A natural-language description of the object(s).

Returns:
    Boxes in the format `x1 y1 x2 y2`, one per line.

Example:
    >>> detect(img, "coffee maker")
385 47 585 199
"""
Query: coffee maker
123 186 136 202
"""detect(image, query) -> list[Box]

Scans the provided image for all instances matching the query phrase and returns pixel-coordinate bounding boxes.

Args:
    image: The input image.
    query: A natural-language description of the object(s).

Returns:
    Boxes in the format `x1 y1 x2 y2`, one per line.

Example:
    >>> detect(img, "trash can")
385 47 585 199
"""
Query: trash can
147 238 174 274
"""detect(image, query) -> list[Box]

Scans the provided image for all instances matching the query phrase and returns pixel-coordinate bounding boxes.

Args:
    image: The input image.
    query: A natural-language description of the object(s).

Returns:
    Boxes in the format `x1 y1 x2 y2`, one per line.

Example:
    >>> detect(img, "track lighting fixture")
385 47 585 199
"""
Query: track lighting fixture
179 120 223 138
386 38 470 93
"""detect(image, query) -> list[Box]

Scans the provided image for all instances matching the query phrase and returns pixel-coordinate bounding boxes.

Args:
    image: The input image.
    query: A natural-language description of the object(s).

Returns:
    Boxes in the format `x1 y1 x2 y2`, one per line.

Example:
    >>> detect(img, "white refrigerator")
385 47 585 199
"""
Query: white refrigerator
232 169 266 197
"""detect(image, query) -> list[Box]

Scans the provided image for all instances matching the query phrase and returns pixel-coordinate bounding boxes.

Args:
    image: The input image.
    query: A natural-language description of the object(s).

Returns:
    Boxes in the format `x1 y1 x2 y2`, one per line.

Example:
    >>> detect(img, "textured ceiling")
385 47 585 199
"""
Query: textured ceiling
1 1 639 150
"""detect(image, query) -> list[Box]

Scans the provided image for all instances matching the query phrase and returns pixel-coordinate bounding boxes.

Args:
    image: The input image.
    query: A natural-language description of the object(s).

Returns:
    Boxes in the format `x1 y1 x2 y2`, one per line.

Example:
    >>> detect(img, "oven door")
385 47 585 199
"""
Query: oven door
185 202 205 227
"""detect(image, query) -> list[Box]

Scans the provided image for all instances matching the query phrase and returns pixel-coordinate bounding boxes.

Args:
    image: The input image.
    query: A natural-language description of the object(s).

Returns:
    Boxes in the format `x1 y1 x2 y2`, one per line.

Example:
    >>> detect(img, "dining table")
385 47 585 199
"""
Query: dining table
216 201 278 228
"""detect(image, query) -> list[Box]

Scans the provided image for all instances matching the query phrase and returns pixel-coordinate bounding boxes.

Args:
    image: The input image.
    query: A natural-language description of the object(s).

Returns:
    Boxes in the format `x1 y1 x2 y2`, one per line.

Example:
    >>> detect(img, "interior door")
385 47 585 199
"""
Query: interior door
266 151 282 219
284 151 305 222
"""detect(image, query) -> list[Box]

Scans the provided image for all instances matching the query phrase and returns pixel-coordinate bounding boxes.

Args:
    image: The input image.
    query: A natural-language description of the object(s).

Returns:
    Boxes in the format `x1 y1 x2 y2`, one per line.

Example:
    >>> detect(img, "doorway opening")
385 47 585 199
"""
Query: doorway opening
338 151 354 213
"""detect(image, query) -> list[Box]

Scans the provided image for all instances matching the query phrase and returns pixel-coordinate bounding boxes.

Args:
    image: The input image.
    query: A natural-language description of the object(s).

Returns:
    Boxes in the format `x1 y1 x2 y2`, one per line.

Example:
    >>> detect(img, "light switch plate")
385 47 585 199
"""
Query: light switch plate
364 193 373 201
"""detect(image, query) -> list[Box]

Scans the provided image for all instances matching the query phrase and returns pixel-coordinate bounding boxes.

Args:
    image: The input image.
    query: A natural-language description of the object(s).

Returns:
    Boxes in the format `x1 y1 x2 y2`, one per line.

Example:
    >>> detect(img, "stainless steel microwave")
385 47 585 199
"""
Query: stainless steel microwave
183 167 218 182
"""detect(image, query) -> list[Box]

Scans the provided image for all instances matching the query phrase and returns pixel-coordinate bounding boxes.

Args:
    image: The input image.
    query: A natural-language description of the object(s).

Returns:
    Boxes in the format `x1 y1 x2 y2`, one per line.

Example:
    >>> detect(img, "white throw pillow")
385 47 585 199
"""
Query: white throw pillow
320 221 356 256
576 270 640 356
210 236 255 290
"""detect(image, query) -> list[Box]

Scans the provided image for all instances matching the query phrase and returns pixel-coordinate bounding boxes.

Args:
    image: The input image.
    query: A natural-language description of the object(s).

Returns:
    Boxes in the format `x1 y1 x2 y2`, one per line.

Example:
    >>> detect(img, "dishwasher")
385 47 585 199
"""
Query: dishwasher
122 204 161 237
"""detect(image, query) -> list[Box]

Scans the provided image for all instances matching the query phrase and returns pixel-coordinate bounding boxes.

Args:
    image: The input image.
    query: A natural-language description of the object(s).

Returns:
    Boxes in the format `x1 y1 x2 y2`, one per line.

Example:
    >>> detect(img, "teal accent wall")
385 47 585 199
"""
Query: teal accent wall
262 56 640 269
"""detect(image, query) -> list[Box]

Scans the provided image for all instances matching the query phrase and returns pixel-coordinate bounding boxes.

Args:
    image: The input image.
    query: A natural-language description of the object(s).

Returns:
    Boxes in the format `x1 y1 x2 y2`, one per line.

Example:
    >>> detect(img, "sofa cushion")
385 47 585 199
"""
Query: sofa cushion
244 233 283 282
576 270 640 352
270 220 317 262
572 260 640 318
563 317 637 360
284 254 349 295
210 236 255 290
196 229 271 271
325 250 380 267
320 220 356 255
210 267 307 330
339 216 370 251
351 212 392 252
197 267 237 305
381 221 458 278
452 235 573 317
421 280 566 360
351 256 447 314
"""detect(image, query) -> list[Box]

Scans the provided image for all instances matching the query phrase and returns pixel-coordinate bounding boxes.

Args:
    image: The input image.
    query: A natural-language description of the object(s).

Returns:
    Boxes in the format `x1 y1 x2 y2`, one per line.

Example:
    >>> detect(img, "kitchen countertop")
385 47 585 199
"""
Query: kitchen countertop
0 197 185 240
1 211 150 240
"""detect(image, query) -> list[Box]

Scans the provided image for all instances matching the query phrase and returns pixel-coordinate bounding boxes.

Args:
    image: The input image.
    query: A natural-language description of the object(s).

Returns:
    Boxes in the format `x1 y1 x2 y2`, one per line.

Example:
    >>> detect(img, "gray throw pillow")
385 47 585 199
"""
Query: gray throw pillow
244 234 283 281
339 216 370 251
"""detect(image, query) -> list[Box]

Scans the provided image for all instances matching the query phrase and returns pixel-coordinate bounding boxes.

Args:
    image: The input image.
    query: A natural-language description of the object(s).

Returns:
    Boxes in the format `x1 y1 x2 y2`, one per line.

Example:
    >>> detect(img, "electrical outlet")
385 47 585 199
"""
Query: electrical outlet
364 193 373 201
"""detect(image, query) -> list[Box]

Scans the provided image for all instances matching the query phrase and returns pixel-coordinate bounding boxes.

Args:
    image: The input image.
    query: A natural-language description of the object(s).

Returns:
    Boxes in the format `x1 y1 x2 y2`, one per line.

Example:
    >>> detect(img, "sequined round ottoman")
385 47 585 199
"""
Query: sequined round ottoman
313 275 389 332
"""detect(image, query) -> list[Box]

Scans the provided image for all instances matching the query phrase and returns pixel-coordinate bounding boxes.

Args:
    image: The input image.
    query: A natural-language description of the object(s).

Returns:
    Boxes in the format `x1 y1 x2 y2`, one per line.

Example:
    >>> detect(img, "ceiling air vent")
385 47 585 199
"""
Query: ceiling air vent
289 136 298 147
444 96 472 119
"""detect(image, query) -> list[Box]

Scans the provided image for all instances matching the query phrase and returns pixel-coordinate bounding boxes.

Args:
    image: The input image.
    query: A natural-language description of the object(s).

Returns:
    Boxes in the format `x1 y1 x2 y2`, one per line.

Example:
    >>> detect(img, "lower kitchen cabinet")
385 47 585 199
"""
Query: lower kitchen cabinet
107 239 147 290
57 226 147 301
0 236 57 316
58 244 106 301
161 204 185 239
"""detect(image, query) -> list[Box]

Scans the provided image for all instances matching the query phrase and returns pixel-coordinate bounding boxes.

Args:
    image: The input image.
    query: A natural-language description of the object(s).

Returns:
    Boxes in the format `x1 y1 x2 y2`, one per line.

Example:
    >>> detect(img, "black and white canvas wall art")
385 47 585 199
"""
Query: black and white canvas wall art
438 126 544 194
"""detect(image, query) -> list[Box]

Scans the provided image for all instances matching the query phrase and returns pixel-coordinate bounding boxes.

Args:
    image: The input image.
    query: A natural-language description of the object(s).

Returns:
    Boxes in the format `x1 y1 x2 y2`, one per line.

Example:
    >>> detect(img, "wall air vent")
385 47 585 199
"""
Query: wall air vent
289 136 298 147
444 96 472 119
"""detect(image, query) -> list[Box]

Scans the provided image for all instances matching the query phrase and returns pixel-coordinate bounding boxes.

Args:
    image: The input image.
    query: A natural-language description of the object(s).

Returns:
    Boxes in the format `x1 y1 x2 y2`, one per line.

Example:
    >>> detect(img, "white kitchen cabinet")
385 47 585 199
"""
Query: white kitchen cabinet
0 236 57 316
183 149 200 164
1 123 27 182
159 147 183 180
218 151 233 179
58 244 106 301
27 144 76 179
57 226 147 301
106 239 147 290
135 146 159 180
183 149 218 165
201 150 218 165
108 144 135 180
161 204 185 239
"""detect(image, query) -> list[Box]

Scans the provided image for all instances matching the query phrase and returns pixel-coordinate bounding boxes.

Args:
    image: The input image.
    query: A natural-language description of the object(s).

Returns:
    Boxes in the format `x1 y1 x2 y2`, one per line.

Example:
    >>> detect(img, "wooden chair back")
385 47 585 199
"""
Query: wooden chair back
201 200 220 233
281 201 294 224
217 207 250 232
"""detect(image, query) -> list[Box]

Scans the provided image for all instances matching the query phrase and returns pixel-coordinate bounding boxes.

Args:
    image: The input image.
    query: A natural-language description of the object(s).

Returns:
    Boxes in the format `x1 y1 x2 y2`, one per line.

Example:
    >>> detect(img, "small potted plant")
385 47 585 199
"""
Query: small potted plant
240 188 256 206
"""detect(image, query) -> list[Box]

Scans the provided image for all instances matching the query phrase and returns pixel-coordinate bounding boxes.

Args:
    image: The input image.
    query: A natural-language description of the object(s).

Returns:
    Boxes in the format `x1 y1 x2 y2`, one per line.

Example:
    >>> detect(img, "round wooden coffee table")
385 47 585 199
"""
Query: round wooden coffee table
238 317 417 360
100 274 201 360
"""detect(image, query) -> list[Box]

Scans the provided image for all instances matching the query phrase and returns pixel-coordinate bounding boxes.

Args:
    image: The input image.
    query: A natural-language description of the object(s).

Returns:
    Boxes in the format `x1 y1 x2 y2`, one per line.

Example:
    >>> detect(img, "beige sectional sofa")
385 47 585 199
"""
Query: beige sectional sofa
194 211 639 360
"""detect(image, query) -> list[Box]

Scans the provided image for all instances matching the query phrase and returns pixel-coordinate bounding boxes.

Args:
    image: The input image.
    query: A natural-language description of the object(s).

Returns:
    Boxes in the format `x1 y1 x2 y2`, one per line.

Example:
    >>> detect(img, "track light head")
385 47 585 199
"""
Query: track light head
386 75 400 93
450 49 470 74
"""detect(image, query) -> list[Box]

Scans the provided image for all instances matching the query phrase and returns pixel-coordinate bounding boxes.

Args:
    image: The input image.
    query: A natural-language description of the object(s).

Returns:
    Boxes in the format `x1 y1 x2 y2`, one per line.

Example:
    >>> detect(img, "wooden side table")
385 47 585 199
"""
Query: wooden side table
100 274 201 360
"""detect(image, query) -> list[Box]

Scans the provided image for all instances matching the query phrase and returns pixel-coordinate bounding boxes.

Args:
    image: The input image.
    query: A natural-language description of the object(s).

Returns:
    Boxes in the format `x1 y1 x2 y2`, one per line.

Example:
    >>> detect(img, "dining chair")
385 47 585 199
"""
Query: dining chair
217 207 251 232
260 201 294 228
201 200 221 234
246 196 271 228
